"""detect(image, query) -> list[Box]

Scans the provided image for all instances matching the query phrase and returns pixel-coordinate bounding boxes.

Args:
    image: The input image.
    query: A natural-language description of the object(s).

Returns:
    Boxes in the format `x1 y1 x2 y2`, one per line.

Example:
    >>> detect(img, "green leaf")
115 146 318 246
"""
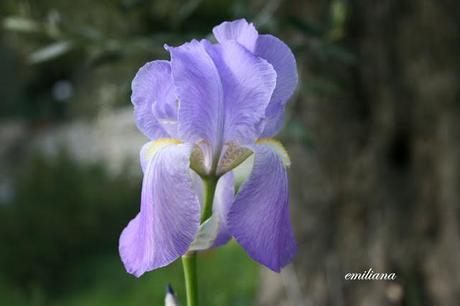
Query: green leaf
28 41 73 64
3 16 41 33
327 0 348 40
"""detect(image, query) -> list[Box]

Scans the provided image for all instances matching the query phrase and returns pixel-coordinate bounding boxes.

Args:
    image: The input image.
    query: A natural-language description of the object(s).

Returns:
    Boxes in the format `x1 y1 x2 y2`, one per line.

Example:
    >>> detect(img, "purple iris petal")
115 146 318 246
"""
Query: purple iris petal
212 171 235 247
131 60 177 139
260 105 286 138
167 40 223 152
202 40 276 144
139 142 150 173
228 144 297 272
119 144 201 277
212 19 258 51
213 20 298 136
255 35 298 136
168 38 276 150
190 169 204 208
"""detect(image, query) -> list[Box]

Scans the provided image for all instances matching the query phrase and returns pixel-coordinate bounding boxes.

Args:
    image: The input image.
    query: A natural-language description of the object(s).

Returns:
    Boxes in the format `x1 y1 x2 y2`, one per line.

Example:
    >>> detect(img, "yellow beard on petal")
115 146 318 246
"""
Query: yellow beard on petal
143 138 182 162
256 138 291 167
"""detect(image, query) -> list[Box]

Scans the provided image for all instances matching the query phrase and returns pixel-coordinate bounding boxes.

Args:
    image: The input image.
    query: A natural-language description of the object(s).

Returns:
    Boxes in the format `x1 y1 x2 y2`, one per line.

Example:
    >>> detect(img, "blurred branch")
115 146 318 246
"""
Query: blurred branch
3 16 42 34
28 41 73 64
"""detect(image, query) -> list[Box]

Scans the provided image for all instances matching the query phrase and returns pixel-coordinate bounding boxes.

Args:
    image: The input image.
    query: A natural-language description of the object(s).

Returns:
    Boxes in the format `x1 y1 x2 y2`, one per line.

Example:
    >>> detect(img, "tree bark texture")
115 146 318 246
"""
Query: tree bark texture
259 1 460 305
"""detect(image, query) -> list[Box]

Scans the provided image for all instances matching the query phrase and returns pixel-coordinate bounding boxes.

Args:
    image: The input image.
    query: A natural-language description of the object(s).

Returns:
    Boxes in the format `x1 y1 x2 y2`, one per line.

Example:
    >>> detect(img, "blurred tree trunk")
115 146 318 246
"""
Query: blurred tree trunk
259 1 460 305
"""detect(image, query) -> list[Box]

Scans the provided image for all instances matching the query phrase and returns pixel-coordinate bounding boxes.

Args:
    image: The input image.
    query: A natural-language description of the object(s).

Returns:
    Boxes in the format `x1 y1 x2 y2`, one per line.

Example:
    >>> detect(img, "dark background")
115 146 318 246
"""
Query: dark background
1 0 459 305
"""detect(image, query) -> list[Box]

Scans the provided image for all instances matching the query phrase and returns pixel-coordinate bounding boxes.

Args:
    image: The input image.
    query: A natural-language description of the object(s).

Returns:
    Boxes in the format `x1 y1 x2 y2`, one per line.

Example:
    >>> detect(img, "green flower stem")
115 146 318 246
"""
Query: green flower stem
181 175 219 306
182 252 198 306
201 175 219 223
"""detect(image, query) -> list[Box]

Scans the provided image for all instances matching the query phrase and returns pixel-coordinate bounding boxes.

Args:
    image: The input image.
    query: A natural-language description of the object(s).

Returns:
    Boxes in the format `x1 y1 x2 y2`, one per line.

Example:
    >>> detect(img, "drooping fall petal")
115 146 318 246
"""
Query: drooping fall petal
228 141 296 272
119 143 201 277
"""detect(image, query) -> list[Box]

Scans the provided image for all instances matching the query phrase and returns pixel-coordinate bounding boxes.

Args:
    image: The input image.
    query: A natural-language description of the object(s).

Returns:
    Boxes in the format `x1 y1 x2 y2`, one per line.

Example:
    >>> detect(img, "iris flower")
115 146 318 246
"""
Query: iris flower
119 19 298 277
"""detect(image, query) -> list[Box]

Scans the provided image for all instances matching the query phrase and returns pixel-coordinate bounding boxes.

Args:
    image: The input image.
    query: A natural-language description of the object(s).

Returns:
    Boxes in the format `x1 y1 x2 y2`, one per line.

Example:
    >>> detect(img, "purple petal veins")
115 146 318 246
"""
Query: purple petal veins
213 19 298 136
228 143 296 272
131 60 177 139
119 144 201 277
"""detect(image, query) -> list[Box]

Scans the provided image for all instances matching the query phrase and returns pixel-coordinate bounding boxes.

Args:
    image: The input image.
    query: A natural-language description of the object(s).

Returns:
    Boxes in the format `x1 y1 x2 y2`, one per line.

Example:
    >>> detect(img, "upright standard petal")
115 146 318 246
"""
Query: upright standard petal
167 40 223 151
212 19 258 51
131 60 177 139
228 141 296 272
212 20 298 137
260 106 286 138
119 144 201 277
203 40 276 144
255 35 298 137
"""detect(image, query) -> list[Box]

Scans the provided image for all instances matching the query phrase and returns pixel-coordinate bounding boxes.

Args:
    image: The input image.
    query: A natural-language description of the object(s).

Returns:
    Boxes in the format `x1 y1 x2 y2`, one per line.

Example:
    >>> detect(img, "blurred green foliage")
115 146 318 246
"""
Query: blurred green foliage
0 0 242 121
0 245 259 306
0 151 139 291
1 0 353 124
